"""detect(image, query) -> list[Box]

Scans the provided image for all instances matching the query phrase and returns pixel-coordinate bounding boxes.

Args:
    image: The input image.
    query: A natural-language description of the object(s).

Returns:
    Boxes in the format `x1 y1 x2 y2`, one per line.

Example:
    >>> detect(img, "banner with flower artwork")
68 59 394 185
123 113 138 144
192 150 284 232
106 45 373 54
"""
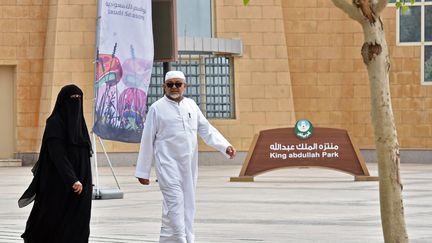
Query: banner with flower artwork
93 0 153 143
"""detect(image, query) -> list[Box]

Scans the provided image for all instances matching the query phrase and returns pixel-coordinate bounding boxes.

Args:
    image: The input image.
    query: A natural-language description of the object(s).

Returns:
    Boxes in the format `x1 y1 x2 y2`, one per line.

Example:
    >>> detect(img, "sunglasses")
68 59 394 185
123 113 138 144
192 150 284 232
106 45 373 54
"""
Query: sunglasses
165 82 185 88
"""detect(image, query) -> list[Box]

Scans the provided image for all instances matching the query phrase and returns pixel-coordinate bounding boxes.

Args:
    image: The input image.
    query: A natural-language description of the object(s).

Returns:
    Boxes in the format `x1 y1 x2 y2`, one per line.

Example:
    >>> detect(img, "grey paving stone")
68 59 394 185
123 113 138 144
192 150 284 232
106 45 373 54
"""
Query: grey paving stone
0 164 431 242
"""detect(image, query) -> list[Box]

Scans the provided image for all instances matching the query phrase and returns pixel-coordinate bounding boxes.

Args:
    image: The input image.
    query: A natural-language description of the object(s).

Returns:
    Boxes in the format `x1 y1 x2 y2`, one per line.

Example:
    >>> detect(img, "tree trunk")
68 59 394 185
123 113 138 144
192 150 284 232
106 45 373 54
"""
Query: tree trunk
361 20 408 243
331 0 408 242
244 0 409 241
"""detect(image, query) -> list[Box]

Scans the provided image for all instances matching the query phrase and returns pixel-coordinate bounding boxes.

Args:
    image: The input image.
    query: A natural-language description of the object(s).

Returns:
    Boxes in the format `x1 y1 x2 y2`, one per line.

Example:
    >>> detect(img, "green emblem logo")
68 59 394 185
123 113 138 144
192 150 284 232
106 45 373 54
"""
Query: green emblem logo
294 119 313 139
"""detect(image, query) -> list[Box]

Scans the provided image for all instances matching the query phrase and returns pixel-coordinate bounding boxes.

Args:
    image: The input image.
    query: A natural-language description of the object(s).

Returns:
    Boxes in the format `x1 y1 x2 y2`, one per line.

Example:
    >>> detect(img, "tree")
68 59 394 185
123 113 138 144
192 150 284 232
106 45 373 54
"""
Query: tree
330 1 408 241
242 0 409 242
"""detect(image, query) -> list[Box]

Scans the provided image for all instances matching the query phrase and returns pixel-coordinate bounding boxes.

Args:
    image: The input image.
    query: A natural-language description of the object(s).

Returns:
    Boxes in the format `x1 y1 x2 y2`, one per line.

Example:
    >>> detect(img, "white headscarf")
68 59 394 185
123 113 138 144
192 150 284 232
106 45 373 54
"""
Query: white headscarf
164 70 186 82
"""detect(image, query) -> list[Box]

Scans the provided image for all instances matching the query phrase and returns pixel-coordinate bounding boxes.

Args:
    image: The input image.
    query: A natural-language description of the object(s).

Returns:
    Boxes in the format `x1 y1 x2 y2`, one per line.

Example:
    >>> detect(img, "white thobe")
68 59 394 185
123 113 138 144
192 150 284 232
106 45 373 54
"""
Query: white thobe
135 96 231 243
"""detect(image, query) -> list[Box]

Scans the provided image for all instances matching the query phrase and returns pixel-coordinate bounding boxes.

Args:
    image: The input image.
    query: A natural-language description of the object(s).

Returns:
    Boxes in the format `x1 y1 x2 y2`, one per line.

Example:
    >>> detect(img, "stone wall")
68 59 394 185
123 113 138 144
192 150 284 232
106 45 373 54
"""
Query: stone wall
211 0 296 151
0 0 49 153
281 0 432 148
3 0 431 165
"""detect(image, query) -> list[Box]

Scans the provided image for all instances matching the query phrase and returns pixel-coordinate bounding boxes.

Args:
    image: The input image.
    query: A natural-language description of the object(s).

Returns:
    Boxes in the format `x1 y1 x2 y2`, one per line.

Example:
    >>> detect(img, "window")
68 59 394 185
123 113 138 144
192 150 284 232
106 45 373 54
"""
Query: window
177 0 212 37
393 0 432 84
146 52 235 119
399 5 421 43
425 46 432 81
147 0 238 119
389 0 421 4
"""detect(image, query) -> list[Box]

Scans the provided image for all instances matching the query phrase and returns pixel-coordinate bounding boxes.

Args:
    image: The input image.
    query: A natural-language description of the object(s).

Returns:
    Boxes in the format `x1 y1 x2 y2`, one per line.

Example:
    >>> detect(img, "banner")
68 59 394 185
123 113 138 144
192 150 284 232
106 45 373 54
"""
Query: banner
93 0 153 143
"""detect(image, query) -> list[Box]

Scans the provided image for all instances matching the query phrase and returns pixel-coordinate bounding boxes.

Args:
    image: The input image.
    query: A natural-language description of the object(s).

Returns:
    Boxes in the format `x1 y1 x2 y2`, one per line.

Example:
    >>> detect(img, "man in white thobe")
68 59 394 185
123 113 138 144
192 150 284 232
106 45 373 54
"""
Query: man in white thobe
135 70 236 243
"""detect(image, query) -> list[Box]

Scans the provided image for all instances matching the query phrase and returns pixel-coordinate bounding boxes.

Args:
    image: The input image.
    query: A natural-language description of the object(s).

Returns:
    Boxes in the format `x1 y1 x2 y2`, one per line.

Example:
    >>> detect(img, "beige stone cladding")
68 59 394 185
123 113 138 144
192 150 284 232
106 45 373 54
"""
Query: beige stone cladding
282 0 432 149
37 0 141 154
5 0 431 159
209 0 296 152
0 0 49 153
37 0 101 151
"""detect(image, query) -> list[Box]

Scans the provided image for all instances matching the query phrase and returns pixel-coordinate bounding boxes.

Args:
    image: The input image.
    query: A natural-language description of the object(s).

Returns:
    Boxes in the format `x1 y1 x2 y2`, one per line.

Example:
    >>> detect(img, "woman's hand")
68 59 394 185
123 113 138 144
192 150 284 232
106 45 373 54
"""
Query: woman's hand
72 181 83 194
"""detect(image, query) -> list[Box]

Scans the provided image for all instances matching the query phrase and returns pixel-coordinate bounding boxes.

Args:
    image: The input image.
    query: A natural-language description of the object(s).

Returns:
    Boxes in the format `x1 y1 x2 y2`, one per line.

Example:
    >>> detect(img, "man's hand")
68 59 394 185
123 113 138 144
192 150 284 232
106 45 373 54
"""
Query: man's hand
72 181 83 194
226 146 236 159
138 178 150 185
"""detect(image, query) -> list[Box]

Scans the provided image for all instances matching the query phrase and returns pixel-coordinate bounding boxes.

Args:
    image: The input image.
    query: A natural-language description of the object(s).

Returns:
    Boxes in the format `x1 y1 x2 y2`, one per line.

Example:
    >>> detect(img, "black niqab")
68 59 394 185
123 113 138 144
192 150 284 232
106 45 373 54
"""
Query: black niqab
48 84 91 149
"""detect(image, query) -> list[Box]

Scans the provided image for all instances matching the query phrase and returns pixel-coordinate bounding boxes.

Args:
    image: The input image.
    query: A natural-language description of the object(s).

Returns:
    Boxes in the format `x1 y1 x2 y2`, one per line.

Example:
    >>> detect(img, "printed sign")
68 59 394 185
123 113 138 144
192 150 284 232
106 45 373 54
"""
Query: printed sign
93 0 153 143
231 127 378 182
269 142 339 159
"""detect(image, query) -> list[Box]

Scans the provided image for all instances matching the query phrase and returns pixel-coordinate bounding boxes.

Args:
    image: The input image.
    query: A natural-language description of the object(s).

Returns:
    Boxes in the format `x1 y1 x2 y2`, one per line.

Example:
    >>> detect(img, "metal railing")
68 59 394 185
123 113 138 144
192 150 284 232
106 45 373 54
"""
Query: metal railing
147 52 235 118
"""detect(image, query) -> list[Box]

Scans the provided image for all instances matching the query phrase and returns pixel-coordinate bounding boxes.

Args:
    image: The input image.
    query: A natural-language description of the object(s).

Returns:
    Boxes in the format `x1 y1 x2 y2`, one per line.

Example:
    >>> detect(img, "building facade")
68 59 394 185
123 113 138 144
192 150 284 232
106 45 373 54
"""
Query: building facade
0 0 430 165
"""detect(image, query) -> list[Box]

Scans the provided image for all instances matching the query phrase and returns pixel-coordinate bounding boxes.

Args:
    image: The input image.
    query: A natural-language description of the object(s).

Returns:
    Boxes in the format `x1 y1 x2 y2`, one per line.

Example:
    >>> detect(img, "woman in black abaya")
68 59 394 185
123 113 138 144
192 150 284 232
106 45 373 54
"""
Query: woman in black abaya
19 84 93 243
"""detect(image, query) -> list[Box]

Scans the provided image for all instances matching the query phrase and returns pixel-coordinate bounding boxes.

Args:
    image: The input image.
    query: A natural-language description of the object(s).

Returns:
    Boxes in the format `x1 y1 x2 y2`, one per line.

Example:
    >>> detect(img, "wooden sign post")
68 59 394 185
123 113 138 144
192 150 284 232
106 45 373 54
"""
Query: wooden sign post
230 127 378 182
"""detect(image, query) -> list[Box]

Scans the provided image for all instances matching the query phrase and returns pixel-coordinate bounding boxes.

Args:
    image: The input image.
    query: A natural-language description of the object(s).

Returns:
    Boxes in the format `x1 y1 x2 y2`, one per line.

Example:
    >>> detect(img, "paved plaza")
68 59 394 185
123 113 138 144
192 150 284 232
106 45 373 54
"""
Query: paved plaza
0 163 431 243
